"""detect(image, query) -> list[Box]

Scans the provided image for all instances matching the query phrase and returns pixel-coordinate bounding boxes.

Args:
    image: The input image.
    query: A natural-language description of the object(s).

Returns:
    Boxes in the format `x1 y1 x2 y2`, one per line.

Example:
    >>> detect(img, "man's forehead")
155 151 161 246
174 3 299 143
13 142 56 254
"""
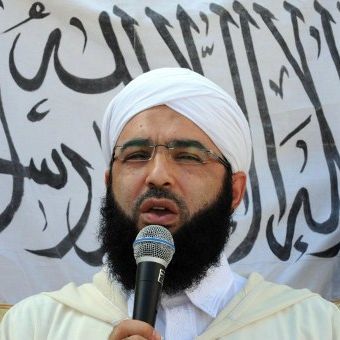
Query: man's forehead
115 105 219 151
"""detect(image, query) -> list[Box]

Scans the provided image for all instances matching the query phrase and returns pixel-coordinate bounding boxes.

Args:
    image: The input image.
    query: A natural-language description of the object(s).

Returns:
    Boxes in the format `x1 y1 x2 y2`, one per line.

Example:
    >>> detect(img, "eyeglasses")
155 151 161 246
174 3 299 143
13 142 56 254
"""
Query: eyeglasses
113 140 231 169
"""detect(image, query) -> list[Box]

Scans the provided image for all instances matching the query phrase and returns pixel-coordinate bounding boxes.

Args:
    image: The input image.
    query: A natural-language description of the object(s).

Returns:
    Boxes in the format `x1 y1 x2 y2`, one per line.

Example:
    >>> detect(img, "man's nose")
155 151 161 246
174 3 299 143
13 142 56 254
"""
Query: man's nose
144 148 175 188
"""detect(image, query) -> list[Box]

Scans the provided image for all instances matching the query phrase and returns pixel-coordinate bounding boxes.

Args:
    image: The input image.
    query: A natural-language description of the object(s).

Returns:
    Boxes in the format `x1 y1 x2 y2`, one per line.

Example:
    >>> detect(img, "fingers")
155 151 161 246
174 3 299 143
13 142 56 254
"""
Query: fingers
109 319 161 340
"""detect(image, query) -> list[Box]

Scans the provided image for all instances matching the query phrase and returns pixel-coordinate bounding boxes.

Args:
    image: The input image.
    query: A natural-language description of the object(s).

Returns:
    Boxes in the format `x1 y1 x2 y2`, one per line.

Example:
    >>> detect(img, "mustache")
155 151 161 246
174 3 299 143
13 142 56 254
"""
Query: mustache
133 187 186 211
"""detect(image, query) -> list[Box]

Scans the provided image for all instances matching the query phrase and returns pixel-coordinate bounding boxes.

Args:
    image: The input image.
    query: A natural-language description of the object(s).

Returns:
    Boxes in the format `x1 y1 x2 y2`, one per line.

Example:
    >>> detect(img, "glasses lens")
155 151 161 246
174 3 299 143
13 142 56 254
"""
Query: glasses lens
115 144 217 166
170 146 208 164
117 145 154 162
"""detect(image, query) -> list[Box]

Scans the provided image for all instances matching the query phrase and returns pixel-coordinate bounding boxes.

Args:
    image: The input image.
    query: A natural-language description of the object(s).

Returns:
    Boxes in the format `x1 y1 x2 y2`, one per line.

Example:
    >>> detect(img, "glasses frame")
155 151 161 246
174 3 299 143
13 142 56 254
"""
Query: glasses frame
113 143 232 171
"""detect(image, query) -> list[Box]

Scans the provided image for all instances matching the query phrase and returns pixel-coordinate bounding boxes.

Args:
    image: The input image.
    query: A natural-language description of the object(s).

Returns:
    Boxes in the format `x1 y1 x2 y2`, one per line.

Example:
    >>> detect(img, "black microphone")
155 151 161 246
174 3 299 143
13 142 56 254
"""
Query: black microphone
132 225 175 326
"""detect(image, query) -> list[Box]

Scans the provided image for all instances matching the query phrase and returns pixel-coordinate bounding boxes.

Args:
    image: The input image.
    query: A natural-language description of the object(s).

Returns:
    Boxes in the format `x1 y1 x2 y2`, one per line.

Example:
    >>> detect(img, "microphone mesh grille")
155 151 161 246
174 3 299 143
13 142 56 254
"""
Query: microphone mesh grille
133 225 175 267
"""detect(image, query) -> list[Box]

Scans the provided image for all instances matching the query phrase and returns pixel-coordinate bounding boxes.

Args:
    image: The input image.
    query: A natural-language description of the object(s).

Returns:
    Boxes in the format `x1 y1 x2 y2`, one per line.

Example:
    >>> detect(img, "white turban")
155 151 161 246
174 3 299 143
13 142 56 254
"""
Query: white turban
101 67 252 173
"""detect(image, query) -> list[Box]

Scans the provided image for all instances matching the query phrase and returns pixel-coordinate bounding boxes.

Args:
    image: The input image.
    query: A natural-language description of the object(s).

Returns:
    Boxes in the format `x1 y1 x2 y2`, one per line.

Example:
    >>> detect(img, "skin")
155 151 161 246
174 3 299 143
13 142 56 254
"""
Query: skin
109 320 161 340
106 105 247 339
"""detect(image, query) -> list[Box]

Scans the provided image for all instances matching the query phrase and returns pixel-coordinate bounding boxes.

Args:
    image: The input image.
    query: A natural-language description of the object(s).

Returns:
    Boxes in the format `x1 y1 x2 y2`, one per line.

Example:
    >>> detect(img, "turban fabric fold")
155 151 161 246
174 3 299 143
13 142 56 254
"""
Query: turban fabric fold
101 67 252 173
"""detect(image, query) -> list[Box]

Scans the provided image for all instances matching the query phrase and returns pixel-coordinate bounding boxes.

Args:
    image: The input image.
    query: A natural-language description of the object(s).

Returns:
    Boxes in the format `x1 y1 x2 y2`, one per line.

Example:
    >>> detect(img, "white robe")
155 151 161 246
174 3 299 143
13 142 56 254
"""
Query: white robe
1 271 339 339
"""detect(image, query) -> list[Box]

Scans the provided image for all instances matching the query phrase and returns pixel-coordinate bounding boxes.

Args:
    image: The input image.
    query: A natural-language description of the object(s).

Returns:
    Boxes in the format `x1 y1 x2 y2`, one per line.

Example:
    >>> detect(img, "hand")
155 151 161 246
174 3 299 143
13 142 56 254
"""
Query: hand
109 319 161 340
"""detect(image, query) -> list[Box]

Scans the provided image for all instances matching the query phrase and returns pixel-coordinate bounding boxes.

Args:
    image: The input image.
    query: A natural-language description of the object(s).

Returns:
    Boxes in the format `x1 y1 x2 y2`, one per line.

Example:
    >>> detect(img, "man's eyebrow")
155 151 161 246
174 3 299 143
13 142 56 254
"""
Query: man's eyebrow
117 138 208 150
118 138 152 148
170 139 207 150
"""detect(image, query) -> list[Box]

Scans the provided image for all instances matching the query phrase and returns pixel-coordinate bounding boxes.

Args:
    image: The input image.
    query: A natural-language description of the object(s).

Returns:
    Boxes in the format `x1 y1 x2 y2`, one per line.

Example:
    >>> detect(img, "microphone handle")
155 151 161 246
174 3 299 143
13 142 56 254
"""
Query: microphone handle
133 261 165 326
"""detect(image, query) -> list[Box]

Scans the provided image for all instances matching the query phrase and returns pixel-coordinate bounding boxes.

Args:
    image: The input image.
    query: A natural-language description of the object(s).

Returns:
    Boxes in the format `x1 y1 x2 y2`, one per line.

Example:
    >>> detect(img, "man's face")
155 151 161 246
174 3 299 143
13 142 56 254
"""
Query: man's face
101 105 247 294
108 105 228 233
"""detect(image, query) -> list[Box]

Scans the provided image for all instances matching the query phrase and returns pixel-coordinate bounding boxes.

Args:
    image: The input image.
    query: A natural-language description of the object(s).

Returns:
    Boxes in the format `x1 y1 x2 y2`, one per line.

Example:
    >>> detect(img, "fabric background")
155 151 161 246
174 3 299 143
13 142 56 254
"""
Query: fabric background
0 0 339 303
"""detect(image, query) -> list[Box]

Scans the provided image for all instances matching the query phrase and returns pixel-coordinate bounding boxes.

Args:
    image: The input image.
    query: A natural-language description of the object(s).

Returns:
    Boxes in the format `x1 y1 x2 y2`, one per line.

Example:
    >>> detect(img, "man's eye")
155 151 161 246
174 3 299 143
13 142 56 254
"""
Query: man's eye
174 152 203 163
123 150 151 161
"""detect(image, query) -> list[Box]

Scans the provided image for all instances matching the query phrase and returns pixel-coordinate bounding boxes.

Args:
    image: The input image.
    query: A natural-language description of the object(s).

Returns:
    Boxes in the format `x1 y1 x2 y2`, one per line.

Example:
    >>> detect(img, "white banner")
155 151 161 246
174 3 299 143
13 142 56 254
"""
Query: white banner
0 0 339 303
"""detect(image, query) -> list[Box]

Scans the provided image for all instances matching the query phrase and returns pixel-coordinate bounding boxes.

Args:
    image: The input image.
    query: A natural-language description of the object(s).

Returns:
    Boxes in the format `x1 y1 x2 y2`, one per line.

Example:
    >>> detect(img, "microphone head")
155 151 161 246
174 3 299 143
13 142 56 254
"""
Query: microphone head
133 225 175 268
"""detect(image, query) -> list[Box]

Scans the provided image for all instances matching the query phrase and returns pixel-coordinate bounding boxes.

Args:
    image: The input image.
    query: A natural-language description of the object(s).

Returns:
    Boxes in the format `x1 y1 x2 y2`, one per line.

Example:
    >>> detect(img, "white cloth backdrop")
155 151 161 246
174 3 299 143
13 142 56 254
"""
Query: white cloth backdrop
0 0 339 304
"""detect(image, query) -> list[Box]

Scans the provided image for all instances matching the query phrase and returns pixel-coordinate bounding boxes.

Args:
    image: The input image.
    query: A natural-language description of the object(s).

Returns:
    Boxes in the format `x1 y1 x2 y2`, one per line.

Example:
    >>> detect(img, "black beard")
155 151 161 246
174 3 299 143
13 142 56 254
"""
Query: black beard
98 174 233 296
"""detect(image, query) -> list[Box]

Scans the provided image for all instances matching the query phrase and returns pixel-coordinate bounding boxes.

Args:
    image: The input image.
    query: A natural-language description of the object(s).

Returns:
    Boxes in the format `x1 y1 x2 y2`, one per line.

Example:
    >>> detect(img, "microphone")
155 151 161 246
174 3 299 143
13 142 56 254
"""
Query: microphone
132 225 175 326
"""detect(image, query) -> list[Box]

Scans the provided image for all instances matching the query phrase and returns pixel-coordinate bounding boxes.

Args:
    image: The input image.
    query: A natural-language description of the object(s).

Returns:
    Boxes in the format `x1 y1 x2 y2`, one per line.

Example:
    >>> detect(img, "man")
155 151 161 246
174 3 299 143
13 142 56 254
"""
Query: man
0 68 339 339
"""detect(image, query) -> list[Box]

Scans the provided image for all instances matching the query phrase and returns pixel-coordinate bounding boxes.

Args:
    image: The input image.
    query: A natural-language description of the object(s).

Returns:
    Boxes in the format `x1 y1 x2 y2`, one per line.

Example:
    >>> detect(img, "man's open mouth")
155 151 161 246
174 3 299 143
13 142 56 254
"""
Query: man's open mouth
139 198 179 226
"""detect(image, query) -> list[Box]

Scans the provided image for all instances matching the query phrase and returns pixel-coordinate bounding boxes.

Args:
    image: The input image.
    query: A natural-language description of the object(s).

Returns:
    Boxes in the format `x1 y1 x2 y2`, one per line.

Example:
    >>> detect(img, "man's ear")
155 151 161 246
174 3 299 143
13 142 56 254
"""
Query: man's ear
104 169 110 187
231 171 247 210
